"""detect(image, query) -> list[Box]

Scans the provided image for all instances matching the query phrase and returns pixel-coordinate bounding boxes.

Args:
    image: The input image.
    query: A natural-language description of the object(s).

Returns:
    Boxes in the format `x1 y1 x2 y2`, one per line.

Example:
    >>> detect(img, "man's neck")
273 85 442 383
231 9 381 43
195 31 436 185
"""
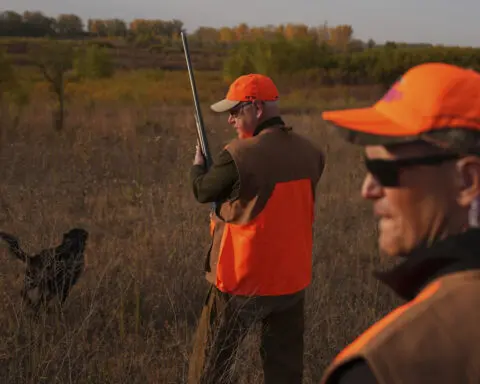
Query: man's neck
253 116 285 136
374 228 480 300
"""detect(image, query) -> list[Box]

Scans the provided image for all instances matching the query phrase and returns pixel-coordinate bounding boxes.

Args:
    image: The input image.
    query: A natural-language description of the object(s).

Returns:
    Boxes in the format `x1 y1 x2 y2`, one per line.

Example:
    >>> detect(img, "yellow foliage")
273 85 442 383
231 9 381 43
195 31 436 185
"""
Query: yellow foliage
62 70 226 105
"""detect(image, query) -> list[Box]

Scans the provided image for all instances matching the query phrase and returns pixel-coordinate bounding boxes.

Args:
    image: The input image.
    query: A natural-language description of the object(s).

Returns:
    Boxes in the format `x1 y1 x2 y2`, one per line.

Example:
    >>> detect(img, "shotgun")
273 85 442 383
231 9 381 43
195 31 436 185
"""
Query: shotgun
180 30 213 170
181 30 217 212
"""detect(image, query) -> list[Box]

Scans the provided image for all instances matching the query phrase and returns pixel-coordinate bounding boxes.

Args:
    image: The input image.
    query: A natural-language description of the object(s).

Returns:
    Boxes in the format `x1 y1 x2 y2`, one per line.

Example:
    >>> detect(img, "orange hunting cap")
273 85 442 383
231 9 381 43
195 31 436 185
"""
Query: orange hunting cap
211 74 279 113
322 63 480 153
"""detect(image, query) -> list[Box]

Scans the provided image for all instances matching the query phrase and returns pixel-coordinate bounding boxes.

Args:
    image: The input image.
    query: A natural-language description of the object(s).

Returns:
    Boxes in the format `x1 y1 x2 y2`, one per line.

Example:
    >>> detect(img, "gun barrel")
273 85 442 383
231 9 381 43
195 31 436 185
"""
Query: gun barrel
180 30 213 169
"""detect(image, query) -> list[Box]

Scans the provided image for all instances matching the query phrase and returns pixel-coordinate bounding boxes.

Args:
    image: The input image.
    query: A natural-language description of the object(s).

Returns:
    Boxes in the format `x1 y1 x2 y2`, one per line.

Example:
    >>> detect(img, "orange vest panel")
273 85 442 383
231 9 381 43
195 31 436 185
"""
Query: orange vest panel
214 178 314 296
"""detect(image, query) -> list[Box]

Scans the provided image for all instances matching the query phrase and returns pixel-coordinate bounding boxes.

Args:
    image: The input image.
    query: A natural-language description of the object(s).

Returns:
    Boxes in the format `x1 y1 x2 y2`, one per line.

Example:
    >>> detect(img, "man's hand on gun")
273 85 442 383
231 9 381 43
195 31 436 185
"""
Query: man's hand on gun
194 140 206 167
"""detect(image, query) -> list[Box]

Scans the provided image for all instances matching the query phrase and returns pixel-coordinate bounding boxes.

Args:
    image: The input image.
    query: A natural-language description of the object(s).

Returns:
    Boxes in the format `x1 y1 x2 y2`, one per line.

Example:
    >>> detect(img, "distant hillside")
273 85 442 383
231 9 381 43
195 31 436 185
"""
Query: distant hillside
0 37 227 71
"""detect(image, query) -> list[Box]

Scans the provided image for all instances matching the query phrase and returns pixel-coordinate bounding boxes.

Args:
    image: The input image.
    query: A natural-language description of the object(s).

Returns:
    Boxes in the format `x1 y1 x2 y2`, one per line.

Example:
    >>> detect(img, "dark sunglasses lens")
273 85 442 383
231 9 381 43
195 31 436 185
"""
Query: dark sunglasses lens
365 159 400 187
229 101 251 116
364 153 460 187
229 106 241 116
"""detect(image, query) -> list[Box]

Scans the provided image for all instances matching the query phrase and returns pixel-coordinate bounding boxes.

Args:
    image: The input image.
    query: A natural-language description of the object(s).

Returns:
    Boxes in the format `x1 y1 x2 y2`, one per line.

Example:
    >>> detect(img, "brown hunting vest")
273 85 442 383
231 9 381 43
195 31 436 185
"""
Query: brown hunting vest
321 229 480 384
205 123 324 296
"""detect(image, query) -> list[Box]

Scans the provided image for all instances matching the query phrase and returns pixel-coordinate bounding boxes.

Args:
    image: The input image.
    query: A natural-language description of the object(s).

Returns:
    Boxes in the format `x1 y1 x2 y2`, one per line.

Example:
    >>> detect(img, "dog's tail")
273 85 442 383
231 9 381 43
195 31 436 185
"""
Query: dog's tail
0 232 30 262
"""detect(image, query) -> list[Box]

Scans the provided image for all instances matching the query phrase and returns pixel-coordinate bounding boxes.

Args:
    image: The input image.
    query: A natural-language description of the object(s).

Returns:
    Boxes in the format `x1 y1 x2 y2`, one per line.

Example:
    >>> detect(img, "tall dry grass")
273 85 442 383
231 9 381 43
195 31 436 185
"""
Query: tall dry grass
0 94 400 383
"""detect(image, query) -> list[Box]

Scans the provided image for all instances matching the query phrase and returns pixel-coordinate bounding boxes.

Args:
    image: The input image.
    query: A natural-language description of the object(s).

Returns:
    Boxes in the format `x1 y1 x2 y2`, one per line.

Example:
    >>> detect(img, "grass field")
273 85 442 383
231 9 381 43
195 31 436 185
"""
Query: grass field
0 72 401 383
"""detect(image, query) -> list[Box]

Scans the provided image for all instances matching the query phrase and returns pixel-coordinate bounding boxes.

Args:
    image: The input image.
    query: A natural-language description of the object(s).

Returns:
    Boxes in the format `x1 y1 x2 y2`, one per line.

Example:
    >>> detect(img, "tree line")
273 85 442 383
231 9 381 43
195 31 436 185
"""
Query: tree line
0 10 184 39
0 10 364 51
223 39 480 87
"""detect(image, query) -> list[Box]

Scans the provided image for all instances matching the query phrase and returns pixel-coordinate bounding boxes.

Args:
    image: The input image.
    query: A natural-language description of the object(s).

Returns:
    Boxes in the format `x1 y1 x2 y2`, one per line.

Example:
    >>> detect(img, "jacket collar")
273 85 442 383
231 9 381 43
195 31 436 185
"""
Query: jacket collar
374 228 480 301
253 116 286 136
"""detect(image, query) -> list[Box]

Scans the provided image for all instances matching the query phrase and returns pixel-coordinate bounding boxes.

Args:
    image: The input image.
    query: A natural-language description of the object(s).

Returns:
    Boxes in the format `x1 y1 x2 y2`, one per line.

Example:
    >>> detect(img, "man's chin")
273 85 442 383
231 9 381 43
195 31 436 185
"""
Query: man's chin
378 234 403 259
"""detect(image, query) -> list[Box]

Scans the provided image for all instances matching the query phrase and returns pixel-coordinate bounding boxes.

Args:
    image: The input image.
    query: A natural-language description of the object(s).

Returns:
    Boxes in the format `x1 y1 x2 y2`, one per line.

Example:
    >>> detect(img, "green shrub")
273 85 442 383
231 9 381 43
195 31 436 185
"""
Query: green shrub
74 45 114 79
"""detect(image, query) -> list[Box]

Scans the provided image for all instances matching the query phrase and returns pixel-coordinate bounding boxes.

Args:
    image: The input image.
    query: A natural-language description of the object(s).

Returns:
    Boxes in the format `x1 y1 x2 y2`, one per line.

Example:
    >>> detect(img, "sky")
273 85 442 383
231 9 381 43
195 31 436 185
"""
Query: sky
2 0 480 47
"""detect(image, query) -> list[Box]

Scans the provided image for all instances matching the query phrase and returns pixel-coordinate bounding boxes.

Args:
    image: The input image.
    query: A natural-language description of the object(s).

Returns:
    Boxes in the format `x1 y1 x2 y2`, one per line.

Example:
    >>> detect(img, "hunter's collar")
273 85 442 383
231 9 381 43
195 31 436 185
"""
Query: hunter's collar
253 116 286 136
374 228 480 301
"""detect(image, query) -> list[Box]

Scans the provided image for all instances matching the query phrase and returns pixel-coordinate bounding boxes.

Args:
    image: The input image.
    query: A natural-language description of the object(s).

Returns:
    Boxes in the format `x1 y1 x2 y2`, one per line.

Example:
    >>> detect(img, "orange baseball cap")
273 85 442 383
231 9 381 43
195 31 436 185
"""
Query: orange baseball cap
211 74 279 113
322 62 480 149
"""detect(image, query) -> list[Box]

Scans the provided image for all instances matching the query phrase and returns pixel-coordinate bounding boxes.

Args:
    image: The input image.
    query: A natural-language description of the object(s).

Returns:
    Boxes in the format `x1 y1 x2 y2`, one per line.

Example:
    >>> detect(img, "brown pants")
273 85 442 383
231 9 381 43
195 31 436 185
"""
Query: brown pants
188 285 305 384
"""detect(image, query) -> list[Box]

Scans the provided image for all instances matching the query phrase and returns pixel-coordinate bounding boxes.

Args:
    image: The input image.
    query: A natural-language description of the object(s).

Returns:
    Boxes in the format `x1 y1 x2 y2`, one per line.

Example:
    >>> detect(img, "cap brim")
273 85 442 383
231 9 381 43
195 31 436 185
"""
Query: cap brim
322 107 419 146
210 99 240 113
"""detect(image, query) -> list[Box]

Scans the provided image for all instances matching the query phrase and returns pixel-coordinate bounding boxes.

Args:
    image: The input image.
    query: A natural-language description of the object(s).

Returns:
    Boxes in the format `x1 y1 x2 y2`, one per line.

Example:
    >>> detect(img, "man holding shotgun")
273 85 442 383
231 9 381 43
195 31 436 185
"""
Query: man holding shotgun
188 73 325 383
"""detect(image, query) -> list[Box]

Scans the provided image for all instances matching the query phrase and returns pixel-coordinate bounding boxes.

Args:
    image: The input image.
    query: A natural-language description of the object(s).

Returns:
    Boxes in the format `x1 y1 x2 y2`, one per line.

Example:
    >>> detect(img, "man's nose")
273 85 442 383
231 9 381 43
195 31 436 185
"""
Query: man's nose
228 114 235 125
361 173 383 199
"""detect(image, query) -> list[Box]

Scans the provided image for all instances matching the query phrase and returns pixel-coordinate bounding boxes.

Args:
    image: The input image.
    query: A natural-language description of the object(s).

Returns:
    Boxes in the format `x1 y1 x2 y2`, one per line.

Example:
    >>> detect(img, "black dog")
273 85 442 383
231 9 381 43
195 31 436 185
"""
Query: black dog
0 228 89 313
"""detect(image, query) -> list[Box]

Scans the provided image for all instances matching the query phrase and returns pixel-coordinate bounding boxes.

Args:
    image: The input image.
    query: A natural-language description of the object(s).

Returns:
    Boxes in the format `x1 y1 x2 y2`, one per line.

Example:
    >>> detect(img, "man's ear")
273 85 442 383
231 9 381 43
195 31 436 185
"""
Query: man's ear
254 101 264 119
456 157 480 207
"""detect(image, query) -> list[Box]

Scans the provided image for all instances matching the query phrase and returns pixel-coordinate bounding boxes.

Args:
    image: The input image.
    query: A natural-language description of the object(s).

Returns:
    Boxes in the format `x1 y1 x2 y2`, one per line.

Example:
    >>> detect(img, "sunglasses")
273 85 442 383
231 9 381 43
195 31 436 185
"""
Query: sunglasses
364 153 460 187
229 101 253 117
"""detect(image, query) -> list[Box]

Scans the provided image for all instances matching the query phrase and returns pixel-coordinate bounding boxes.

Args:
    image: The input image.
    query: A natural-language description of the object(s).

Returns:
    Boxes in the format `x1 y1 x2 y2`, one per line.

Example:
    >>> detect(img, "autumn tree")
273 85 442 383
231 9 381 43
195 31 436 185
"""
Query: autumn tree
223 37 335 81
0 11 23 36
235 23 250 40
328 24 354 51
367 39 376 49
262 24 281 40
0 10 56 37
165 19 183 39
106 19 128 37
283 23 309 40
22 11 56 37
193 27 220 45
315 22 330 42
129 19 153 36
129 18 183 39
219 27 236 43
88 18 127 37
275 24 285 38
248 27 265 41
88 19 108 36
30 43 75 131
56 14 84 36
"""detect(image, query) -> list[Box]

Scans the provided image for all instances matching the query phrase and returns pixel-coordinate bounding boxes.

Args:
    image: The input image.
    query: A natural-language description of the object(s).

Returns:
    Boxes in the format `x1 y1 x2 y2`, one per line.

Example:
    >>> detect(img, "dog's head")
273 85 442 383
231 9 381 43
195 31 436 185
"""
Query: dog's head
62 228 89 248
